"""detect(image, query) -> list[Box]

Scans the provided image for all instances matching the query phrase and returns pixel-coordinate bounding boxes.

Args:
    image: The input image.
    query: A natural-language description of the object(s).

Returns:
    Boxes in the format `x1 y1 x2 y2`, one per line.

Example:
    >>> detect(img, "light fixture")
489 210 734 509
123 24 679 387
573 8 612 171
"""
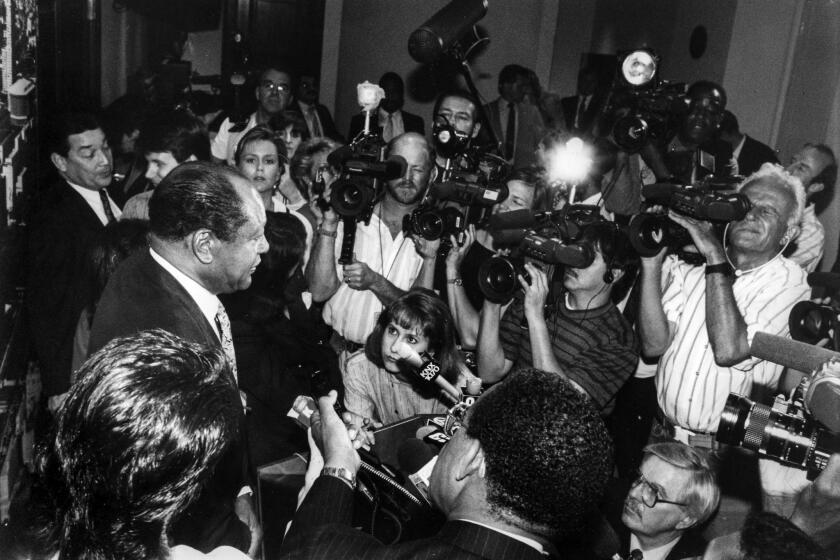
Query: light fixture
619 49 659 88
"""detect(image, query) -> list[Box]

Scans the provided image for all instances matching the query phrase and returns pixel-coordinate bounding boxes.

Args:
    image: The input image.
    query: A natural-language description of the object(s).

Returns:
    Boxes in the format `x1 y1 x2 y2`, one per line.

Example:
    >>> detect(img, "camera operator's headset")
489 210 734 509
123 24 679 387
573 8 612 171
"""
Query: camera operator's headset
600 222 625 285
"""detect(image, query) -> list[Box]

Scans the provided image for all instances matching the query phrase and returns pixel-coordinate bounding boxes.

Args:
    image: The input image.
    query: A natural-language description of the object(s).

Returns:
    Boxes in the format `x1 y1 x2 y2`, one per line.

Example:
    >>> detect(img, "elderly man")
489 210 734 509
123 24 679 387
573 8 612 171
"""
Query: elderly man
611 442 719 560
279 368 613 559
639 162 810 468
27 112 121 412
213 65 294 165
89 161 268 556
307 132 434 365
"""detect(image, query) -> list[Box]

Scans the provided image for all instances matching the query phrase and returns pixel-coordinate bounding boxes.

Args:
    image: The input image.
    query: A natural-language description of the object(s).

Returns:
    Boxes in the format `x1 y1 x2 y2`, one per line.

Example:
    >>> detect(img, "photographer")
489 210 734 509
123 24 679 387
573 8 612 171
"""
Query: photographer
476 222 638 415
638 164 810 453
431 90 483 173
307 132 435 366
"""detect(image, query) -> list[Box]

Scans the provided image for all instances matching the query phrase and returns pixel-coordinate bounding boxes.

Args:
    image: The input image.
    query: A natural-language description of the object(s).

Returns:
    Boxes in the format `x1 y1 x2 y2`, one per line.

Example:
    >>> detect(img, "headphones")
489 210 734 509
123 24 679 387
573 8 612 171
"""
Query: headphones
602 222 622 285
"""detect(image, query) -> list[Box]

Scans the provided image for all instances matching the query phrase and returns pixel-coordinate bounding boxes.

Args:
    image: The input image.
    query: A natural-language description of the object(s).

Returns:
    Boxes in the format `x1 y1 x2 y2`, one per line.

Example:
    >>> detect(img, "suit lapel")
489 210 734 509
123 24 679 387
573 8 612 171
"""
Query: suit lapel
61 182 106 231
438 521 548 560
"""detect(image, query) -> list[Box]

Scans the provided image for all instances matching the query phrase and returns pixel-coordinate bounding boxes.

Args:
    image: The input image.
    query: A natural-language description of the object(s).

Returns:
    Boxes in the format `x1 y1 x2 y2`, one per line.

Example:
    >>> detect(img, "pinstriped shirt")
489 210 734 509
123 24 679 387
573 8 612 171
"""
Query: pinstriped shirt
656 254 810 432
786 204 824 273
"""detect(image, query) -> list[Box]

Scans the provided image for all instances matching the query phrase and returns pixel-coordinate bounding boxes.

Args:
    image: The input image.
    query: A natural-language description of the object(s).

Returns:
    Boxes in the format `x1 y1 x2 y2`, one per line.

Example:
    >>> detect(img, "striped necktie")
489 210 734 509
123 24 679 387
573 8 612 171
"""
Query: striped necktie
99 189 116 224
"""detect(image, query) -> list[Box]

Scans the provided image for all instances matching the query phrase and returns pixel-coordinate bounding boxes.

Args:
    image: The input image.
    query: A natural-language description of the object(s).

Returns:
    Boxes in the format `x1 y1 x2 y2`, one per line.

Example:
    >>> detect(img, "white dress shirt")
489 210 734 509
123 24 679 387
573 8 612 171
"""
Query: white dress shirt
68 182 121 225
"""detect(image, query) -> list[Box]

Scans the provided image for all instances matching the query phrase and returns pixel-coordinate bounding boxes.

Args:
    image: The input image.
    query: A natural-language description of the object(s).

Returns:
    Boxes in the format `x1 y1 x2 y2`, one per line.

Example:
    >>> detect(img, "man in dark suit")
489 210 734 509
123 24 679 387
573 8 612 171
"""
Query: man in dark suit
89 161 269 556
718 110 778 176
291 74 343 142
603 442 718 560
27 112 121 413
483 64 545 169
561 66 603 136
347 72 424 141
279 368 614 559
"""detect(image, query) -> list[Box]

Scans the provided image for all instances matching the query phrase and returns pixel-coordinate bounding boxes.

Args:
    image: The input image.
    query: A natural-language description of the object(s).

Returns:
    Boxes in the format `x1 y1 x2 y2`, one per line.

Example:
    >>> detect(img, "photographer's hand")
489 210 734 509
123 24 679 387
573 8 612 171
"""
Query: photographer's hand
445 225 475 274
520 262 549 320
790 453 840 548
343 258 379 291
411 235 441 260
668 210 726 263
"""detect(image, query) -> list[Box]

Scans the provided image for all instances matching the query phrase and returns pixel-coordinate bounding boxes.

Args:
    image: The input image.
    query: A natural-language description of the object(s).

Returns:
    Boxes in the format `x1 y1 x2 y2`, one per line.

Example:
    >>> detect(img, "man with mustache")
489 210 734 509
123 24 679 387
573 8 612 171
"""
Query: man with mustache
27 112 121 414
307 132 435 367
609 442 719 560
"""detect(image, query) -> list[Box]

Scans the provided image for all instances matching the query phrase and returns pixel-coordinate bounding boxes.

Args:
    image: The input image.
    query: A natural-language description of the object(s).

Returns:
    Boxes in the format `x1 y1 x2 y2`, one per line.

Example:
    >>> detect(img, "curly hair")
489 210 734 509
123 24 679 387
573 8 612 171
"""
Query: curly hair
41 329 240 560
465 367 613 539
740 511 826 560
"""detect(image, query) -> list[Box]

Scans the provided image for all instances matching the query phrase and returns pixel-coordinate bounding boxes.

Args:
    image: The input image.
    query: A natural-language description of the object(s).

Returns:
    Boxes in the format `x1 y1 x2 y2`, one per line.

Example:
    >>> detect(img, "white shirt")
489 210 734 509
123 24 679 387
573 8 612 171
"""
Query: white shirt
322 211 424 344
149 247 222 342
211 112 258 165
656 254 810 432
68 182 121 225
378 108 405 142
732 134 747 160
787 203 824 273
629 533 681 560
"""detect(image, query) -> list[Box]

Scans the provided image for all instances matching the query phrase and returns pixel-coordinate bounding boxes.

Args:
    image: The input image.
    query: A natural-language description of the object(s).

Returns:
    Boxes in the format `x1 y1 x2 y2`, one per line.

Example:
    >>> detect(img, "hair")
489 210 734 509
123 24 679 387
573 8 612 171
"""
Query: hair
387 132 434 172
498 64 529 87
687 80 727 109
39 329 240 560
233 124 288 167
258 65 293 83
137 109 210 163
88 219 150 298
642 442 720 525
739 163 806 229
466 367 613 539
260 211 307 285
148 160 250 243
578 221 639 303
268 110 311 142
378 71 404 91
803 142 838 197
365 289 463 385
102 97 148 155
740 511 827 560
505 167 550 212
290 137 343 199
49 112 105 156
719 110 740 136
432 89 480 122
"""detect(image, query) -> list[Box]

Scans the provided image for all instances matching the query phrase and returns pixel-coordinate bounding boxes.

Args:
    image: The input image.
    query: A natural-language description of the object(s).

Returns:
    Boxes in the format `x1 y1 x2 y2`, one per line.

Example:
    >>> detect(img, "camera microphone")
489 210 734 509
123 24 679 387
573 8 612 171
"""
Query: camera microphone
428 181 508 206
521 235 594 268
328 147 407 180
408 0 488 64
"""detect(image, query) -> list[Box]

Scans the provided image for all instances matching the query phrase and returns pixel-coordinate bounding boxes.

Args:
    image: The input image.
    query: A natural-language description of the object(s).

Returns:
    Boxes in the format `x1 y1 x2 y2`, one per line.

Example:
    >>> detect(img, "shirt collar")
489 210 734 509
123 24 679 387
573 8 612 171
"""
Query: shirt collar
629 533 681 560
149 247 222 339
455 519 547 555
67 181 121 224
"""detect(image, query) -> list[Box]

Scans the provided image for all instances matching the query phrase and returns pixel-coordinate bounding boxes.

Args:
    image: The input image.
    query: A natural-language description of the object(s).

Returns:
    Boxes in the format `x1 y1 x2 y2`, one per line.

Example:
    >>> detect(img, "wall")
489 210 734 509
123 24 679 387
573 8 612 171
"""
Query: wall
100 4 154 106
331 0 559 140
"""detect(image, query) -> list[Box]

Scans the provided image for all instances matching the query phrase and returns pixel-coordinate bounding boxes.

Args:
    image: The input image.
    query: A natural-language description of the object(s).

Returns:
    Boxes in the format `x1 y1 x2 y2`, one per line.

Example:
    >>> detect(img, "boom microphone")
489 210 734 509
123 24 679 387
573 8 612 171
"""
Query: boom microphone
408 0 488 64
750 332 840 373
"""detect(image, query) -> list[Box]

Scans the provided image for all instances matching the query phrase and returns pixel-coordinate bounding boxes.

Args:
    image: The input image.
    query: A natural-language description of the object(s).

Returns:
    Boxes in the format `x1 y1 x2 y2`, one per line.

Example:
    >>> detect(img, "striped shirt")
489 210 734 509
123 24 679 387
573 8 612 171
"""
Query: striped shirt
786 203 824 273
500 293 638 415
322 212 424 344
656 254 810 432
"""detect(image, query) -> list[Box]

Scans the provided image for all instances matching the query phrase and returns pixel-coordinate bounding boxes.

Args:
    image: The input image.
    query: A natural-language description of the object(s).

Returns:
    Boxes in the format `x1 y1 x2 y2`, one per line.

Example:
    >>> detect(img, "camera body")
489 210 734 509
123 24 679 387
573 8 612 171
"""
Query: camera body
789 300 840 351
607 82 688 152
717 358 840 480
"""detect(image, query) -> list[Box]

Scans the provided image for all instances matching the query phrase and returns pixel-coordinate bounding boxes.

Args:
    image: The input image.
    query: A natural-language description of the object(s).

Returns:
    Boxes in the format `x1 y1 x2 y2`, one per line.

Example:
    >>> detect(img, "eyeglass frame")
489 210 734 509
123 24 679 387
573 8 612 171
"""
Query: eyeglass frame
260 81 291 94
631 470 690 508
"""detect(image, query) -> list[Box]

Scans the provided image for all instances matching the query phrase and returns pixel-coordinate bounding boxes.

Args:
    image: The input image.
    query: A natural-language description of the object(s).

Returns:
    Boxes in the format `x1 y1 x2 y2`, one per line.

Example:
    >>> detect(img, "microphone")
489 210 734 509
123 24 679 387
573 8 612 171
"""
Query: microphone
428 181 508 207
408 0 488 64
750 332 840 374
394 343 462 404
327 148 407 180
521 235 594 268
807 272 840 291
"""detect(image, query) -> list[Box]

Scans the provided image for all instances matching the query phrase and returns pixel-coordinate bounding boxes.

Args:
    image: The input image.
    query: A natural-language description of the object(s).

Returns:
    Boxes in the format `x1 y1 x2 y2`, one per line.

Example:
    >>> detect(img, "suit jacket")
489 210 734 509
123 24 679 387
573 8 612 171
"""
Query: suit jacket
88 250 251 553
561 94 601 135
347 109 425 141
288 101 344 142
737 134 778 176
482 99 545 168
280 476 552 559
26 181 106 396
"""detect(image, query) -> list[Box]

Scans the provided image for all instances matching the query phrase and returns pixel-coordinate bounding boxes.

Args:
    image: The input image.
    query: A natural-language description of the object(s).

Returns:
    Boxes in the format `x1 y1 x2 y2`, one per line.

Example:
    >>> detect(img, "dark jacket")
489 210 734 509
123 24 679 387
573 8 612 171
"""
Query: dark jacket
347 109 425 141
736 134 779 176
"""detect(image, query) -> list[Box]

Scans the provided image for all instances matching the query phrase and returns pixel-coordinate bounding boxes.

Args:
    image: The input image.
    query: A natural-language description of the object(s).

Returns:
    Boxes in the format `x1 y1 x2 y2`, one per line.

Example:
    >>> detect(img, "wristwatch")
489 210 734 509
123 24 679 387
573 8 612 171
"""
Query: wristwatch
705 262 734 277
321 466 357 490
447 277 463 286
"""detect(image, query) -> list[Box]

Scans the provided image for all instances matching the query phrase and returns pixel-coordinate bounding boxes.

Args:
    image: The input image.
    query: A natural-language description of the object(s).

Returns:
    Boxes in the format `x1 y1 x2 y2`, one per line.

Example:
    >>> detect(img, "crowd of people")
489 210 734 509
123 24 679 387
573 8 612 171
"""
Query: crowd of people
9 59 840 560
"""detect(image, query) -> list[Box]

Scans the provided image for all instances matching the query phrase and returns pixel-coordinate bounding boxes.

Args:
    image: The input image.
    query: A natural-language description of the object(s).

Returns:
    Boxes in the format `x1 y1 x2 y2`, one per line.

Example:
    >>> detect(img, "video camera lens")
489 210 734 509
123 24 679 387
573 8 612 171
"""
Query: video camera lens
478 256 529 304
403 206 464 241
330 178 376 218
789 300 837 348
627 214 671 257
716 393 840 480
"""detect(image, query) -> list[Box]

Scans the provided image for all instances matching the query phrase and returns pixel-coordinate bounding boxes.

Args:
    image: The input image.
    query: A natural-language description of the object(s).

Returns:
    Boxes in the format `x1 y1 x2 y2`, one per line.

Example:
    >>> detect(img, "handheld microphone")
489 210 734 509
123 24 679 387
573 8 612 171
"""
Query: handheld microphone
394 343 462 404
408 0 488 64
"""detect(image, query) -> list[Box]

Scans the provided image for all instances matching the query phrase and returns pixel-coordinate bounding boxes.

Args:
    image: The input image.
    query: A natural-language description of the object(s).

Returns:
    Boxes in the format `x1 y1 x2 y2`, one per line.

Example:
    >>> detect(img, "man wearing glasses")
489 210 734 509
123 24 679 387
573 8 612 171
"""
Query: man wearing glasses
212 66 294 165
612 442 719 560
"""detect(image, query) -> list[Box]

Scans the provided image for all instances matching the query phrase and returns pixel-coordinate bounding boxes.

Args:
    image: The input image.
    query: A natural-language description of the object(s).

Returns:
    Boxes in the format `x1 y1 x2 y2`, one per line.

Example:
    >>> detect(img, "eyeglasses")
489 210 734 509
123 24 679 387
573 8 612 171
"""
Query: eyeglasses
261 81 291 93
631 471 689 508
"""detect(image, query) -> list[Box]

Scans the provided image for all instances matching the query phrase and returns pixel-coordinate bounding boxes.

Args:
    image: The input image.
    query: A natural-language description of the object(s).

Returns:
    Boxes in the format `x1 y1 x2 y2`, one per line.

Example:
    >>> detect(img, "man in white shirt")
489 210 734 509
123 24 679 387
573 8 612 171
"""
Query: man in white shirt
212 66 293 165
27 112 121 411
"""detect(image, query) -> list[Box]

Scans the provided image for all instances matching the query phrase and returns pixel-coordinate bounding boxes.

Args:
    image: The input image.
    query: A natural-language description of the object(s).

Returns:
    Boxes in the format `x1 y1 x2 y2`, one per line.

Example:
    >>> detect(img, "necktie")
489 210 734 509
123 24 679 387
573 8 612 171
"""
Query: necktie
307 106 323 137
504 102 516 161
383 112 395 142
215 303 238 383
628 549 644 560
99 189 116 224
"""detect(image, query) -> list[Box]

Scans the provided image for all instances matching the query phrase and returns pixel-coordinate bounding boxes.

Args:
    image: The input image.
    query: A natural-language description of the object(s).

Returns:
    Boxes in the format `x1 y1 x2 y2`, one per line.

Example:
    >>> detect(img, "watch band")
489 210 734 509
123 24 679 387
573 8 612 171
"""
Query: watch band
317 227 337 238
705 262 734 277
447 277 463 286
321 466 357 490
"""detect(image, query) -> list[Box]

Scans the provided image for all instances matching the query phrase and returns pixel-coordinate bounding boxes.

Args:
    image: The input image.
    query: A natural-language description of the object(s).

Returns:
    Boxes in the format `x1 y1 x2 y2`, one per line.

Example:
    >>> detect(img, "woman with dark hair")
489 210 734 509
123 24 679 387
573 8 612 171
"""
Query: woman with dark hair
343 289 477 426
269 110 311 211
29 329 244 560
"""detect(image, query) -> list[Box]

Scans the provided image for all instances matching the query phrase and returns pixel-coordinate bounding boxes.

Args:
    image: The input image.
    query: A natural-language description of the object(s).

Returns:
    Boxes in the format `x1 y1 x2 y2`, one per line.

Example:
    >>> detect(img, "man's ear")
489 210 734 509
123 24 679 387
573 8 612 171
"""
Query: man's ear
191 229 216 264
611 268 625 284
455 438 486 482
50 152 67 173
782 225 800 245
674 513 698 531
428 165 438 185
807 182 825 197
471 121 482 139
